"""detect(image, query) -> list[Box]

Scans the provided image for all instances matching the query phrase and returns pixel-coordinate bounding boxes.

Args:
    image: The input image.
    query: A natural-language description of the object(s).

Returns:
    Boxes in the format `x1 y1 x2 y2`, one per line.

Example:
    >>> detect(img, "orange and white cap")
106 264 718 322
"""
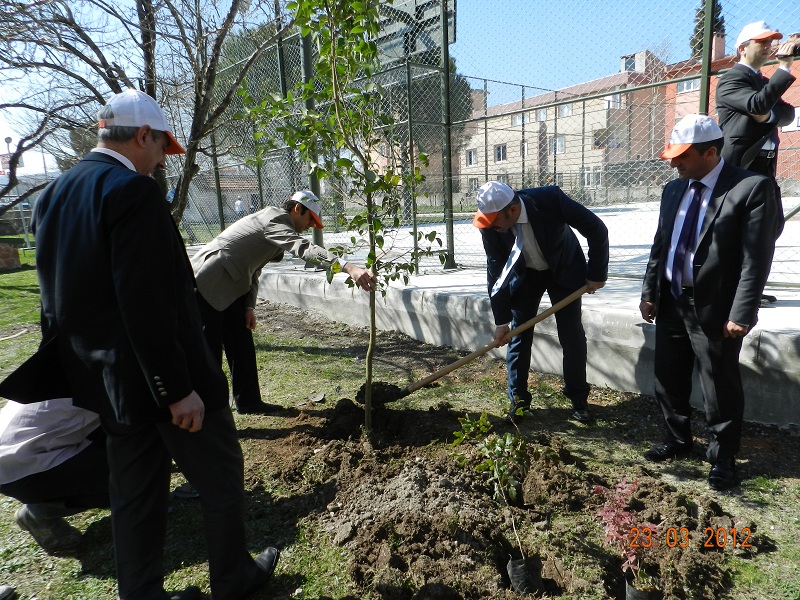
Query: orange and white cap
290 190 323 228
473 181 516 228
735 21 783 49
98 89 186 155
660 114 723 159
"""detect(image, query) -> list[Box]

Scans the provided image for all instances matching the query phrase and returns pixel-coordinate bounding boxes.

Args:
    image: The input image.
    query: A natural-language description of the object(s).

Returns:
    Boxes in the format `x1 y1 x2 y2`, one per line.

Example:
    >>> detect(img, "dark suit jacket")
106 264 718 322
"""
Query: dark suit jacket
716 63 796 170
641 161 779 339
0 152 228 424
481 186 609 325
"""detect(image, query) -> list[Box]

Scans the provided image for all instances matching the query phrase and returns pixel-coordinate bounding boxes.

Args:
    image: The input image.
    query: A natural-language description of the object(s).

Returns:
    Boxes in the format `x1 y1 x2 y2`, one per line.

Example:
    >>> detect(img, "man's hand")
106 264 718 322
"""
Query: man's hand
244 307 256 330
640 300 656 323
170 391 205 432
722 320 750 339
775 35 799 66
493 324 512 347
586 279 605 294
749 112 770 123
343 264 377 293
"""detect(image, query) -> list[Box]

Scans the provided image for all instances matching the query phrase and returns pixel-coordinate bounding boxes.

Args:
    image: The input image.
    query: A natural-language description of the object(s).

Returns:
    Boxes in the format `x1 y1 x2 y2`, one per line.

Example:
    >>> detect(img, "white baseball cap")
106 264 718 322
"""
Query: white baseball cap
98 89 185 155
735 21 783 49
473 181 516 228
290 190 323 228
660 114 723 159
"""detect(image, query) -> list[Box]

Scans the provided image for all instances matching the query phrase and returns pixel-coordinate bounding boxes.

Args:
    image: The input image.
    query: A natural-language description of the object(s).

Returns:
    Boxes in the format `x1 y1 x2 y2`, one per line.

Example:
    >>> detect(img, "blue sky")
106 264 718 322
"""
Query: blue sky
449 1 797 93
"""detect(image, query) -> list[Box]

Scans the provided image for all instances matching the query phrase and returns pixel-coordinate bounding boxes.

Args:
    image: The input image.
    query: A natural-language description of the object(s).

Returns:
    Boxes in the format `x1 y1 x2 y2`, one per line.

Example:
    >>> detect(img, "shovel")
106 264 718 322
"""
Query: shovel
357 285 588 404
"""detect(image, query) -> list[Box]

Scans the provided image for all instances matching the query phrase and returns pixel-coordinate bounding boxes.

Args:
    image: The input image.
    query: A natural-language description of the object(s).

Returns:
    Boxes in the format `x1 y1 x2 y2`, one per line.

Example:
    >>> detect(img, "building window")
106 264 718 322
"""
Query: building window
558 103 573 117
593 128 620 149
466 148 477 166
468 177 479 191
623 55 635 72
511 112 530 126
605 93 622 109
581 167 592 187
494 144 507 162
593 166 603 187
535 108 547 122
496 174 509 185
549 135 565 155
676 79 700 93
520 139 528 158
555 173 564 187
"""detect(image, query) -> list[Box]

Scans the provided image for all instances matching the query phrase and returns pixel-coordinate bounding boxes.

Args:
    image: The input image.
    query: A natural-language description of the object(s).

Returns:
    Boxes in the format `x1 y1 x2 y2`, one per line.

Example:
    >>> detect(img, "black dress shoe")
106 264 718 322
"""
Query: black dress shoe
708 458 737 491
643 441 693 462
237 401 282 415
168 586 200 600
243 547 280 595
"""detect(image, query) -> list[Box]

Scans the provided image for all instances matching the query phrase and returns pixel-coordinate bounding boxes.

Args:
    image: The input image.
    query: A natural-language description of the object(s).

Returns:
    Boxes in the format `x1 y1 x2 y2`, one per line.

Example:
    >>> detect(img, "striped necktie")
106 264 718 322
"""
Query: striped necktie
671 181 705 299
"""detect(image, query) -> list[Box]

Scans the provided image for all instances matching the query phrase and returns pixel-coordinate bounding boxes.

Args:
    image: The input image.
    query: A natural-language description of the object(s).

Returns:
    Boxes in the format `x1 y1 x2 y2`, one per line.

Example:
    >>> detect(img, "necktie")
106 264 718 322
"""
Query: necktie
491 223 523 297
671 181 705 299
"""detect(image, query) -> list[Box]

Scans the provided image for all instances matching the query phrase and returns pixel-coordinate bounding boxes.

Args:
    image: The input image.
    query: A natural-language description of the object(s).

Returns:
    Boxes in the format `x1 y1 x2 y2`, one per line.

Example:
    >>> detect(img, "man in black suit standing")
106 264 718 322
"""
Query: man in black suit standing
716 20 798 235
0 89 278 599
640 114 780 491
473 181 608 423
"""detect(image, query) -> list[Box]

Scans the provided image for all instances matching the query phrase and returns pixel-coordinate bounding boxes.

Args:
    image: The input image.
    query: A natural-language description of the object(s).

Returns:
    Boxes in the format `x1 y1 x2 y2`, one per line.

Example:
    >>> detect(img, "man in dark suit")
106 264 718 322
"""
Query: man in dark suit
473 181 609 423
716 20 797 236
0 89 278 600
640 114 779 491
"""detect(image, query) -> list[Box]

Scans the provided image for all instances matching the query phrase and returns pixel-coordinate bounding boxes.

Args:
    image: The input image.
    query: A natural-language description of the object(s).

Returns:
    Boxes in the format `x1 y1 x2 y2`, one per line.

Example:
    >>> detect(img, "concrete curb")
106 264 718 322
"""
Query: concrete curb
260 263 800 426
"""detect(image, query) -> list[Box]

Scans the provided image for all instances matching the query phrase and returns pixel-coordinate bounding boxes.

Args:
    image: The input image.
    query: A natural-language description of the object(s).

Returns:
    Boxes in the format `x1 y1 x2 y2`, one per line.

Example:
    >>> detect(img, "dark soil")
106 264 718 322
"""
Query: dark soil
242 301 799 600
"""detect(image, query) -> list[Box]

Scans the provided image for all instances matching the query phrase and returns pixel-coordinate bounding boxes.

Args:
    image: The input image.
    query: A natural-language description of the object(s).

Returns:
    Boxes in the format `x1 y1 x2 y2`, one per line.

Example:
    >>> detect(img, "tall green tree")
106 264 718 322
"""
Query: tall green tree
244 0 444 433
690 0 725 60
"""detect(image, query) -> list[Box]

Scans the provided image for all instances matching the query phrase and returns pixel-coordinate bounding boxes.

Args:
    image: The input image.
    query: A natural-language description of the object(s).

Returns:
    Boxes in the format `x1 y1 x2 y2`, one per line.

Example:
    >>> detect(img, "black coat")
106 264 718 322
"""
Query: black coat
480 186 609 326
0 152 228 424
641 161 779 339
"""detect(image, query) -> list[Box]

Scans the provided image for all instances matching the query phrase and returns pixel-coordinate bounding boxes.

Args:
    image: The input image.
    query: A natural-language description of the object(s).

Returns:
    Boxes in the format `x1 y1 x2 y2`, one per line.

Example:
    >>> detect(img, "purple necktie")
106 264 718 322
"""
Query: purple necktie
671 181 705 299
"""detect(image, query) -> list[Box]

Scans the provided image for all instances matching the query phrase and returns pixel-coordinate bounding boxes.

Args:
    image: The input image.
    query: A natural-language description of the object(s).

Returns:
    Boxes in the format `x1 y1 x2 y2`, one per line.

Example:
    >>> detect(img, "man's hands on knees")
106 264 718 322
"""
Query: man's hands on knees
170 391 205 432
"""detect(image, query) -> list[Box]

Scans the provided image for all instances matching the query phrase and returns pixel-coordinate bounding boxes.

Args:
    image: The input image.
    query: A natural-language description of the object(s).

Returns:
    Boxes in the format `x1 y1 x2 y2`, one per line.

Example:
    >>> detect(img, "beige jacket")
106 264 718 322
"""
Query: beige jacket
191 206 338 311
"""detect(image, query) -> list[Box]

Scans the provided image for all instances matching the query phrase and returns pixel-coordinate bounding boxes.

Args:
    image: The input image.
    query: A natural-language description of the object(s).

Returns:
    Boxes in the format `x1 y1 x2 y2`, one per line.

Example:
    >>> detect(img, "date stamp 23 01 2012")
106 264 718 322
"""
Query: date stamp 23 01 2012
629 526 753 549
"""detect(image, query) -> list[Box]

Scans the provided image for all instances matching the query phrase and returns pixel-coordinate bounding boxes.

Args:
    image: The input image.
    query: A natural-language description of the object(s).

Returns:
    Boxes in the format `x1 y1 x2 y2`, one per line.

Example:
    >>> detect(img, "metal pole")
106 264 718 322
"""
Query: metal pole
483 79 489 184
275 0 298 194
406 61 419 274
698 0 716 114
439 0 456 269
520 86 526 187
301 32 323 249
210 132 226 233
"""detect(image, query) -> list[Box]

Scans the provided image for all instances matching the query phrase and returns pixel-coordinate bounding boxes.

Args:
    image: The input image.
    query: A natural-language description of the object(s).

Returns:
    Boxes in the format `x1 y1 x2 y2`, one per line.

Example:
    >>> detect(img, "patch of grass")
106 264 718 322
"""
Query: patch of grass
0 251 40 379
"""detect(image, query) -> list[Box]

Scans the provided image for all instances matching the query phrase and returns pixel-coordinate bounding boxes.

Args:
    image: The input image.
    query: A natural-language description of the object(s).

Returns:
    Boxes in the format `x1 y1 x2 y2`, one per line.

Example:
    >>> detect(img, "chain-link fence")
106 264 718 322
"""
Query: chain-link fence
161 0 800 285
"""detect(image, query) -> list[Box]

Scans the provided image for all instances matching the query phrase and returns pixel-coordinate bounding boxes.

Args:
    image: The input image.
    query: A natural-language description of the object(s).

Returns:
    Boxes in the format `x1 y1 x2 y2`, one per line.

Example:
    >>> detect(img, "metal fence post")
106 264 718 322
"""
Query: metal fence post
210 131 225 233
698 0 716 115
439 0 456 269
405 61 420 274
301 32 324 249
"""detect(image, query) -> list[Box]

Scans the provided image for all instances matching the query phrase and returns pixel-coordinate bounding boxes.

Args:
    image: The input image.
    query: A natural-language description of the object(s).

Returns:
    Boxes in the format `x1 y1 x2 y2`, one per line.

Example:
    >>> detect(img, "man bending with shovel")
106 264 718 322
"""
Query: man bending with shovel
473 181 609 423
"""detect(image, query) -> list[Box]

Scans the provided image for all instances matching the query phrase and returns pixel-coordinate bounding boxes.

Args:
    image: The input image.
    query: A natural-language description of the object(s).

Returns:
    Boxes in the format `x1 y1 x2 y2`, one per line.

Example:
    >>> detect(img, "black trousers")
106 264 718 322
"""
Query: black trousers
106 409 263 600
653 288 744 463
506 269 589 410
196 293 262 409
0 432 109 510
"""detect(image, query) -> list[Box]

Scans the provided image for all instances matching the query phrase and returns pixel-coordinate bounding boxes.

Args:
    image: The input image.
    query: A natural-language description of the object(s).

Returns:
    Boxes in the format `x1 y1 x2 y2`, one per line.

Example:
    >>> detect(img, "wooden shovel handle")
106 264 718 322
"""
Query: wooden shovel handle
405 285 588 394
